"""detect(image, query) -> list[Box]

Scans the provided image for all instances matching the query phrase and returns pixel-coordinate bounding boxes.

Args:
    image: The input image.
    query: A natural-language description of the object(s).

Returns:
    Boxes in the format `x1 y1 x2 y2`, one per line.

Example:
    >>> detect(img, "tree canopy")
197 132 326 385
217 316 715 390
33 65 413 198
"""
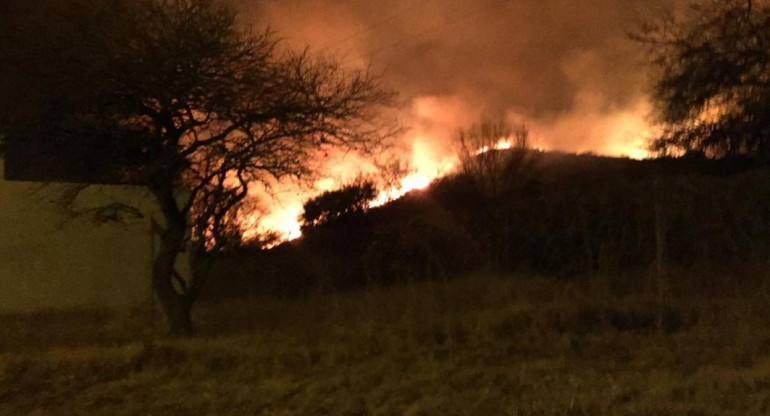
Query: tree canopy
0 0 394 334
300 180 377 231
456 119 536 202
638 0 770 159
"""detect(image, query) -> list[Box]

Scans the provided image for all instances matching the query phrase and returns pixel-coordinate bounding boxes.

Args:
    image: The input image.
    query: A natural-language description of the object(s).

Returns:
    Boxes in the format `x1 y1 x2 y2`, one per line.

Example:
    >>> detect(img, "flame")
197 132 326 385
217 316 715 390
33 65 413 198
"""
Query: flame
370 138 458 207
368 171 433 207
238 96 655 247
240 131 646 246
257 207 303 241
240 202 303 243
474 139 514 156
598 103 653 160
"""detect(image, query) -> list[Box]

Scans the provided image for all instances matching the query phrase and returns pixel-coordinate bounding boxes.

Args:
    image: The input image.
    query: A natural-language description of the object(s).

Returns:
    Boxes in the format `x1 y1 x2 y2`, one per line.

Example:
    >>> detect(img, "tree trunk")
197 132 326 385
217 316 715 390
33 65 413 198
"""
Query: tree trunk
152 212 195 336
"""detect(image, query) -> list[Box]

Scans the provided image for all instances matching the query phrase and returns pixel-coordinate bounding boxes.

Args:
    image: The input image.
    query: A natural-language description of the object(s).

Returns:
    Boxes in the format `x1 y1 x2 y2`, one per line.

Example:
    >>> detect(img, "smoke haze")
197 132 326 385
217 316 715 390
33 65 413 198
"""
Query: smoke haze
230 0 676 238
240 0 671 156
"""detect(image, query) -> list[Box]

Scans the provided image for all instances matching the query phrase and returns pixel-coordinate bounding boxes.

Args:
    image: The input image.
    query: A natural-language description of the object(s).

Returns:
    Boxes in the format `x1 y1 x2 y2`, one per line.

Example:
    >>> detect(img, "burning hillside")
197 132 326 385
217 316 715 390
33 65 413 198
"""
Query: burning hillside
241 107 651 245
230 0 665 244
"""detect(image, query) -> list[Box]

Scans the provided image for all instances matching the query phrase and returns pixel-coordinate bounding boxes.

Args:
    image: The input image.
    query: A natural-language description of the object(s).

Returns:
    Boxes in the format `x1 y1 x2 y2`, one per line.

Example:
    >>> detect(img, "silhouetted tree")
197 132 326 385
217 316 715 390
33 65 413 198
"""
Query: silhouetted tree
300 180 377 231
457 120 536 201
455 119 539 269
0 0 393 334
637 0 770 159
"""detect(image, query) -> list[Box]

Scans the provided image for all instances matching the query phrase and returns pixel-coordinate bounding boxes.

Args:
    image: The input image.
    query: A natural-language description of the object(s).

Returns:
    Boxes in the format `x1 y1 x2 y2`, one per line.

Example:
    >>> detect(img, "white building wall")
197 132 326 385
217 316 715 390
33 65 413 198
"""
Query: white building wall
0 160 189 312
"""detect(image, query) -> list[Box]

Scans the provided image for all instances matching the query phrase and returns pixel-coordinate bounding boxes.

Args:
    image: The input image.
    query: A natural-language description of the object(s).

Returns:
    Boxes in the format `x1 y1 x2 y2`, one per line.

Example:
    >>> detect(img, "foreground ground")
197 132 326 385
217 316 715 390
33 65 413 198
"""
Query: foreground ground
2 274 770 415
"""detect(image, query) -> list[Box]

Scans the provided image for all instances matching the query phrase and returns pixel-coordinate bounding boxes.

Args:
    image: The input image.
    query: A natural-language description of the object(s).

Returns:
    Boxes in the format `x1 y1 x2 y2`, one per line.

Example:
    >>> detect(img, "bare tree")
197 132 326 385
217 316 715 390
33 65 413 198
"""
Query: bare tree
0 0 394 334
457 119 536 202
456 119 539 269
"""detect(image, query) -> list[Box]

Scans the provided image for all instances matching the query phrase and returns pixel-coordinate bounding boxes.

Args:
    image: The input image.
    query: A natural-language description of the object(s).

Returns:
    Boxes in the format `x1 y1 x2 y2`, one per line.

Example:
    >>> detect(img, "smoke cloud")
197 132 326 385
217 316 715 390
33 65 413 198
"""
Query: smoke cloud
241 0 671 156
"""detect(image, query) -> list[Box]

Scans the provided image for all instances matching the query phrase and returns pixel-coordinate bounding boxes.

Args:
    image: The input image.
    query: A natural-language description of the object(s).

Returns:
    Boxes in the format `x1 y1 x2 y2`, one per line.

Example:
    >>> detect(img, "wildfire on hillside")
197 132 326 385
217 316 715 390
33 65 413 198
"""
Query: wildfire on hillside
240 100 651 247
210 0 666 247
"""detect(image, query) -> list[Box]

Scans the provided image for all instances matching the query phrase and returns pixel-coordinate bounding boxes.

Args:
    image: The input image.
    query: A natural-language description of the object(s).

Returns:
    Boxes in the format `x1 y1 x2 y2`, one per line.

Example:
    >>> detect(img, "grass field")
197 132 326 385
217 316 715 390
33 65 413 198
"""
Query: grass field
2 273 770 415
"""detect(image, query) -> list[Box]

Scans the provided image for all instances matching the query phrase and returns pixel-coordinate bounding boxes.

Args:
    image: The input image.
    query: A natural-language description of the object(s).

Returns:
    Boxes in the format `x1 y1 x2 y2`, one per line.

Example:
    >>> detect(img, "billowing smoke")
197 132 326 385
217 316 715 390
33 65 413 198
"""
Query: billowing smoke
243 0 670 150
232 0 675 240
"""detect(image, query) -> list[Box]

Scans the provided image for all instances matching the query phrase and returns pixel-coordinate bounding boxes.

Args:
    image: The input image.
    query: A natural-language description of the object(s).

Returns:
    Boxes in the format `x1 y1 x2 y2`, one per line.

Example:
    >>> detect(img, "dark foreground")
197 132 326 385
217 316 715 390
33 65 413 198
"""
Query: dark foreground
2 274 770 415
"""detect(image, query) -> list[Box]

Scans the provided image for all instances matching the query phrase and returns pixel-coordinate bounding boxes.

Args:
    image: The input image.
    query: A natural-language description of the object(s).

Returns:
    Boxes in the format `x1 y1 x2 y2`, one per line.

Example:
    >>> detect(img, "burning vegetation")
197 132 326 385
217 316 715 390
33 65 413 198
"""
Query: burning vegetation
241 119 645 247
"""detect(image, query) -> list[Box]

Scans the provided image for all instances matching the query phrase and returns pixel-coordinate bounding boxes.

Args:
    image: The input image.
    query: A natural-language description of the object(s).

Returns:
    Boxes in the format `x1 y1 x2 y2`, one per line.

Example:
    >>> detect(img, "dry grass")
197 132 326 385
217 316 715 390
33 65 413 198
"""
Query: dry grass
2 274 770 415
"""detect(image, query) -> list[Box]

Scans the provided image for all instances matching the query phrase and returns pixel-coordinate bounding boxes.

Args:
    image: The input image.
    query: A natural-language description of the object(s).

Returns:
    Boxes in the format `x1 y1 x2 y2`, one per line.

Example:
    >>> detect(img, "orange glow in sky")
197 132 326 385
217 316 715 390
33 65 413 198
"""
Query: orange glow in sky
240 97 653 246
